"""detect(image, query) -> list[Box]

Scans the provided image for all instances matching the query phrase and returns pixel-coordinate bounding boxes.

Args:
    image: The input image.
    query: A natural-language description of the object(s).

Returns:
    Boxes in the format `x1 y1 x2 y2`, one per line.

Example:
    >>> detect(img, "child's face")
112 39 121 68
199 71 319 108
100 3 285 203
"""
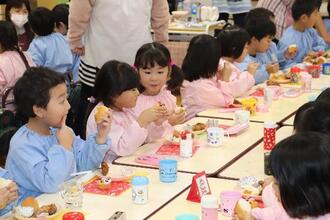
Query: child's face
34 83 71 128
256 35 273 53
112 88 140 109
139 64 170 96
235 44 249 63
10 5 28 28
302 9 319 28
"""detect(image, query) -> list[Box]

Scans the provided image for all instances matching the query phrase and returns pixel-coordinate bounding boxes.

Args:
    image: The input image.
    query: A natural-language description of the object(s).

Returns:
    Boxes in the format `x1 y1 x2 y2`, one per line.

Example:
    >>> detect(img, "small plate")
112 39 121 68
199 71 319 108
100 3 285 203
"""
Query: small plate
14 203 61 220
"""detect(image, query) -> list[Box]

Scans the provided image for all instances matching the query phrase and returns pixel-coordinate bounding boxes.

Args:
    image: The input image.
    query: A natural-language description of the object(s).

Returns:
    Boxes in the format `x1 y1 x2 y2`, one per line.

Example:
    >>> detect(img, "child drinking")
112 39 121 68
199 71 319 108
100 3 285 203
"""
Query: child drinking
5 67 111 200
278 0 326 69
86 60 168 162
27 7 73 74
216 26 257 91
181 34 246 119
5 0 34 51
249 132 330 219
0 21 34 107
133 42 185 141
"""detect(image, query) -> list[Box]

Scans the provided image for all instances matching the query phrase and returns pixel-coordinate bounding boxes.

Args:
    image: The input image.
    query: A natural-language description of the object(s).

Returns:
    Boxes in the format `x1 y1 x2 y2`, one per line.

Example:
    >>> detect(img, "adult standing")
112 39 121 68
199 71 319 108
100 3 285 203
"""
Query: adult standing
68 0 170 137
213 0 252 27
257 0 295 40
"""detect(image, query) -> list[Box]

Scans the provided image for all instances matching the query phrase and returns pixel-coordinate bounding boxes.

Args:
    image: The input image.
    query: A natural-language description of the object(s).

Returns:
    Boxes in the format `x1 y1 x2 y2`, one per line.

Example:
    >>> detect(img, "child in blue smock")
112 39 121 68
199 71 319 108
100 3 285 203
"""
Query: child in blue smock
5 67 111 201
278 0 326 69
27 7 73 74
0 168 18 216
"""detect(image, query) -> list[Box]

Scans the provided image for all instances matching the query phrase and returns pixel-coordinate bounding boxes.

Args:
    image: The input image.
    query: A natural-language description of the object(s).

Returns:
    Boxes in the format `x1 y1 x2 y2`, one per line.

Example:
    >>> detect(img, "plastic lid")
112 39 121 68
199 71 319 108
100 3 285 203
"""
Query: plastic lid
131 176 149 186
201 194 218 208
264 121 276 128
175 214 199 220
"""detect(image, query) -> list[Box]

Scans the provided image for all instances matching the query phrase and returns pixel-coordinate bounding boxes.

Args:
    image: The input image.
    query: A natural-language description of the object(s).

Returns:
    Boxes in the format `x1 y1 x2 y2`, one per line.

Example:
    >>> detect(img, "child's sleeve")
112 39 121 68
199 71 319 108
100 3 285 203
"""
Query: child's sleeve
146 122 174 142
0 168 9 179
254 65 269 85
27 40 46 67
311 29 327 52
200 80 234 107
68 0 95 49
7 142 76 193
151 0 170 42
109 122 148 157
224 70 255 97
73 135 111 172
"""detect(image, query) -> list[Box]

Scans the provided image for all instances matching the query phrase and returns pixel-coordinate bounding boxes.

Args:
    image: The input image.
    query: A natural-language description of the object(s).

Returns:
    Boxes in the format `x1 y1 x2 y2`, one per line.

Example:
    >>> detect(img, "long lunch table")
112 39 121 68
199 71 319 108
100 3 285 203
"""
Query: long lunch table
280 74 330 91
217 126 293 180
113 117 264 176
282 115 295 126
197 91 319 124
146 178 237 220
20 164 194 220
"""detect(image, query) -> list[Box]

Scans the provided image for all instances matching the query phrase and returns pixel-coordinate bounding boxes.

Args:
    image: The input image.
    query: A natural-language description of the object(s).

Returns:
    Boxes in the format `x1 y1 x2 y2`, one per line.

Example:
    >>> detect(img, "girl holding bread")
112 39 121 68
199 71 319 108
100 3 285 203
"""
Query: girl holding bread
86 60 168 162
133 43 185 142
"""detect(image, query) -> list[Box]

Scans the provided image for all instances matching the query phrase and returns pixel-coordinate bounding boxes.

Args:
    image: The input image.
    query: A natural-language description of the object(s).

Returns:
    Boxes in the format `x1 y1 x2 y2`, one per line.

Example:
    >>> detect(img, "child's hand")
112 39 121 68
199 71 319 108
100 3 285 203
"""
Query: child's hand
247 62 259 76
266 63 279 74
0 187 10 210
6 182 18 204
138 105 169 128
72 46 85 56
285 47 298 60
168 110 186 126
219 62 232 82
56 115 74 151
96 109 112 145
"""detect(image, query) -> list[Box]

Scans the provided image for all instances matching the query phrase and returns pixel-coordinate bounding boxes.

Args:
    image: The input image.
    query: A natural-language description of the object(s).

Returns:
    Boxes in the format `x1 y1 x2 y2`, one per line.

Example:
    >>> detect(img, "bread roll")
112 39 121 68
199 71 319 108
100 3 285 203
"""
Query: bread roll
94 105 109 123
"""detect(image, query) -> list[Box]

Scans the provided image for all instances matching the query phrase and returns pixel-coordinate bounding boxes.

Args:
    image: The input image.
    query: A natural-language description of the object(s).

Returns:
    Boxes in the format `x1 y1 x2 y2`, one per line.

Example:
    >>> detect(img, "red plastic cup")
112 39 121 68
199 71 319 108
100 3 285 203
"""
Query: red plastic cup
264 121 276 151
62 212 85 220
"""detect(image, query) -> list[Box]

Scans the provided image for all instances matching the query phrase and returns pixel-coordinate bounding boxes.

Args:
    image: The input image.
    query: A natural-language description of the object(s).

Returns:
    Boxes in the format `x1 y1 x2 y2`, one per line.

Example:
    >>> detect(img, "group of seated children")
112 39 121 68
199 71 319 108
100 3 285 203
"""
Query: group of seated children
1 0 330 218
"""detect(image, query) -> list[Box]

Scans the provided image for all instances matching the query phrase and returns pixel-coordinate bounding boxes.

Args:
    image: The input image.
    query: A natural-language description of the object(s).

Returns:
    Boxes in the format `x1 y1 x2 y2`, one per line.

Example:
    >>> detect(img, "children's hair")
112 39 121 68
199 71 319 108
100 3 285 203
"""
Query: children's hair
93 60 139 107
28 7 55 36
182 34 221 82
52 4 69 29
316 87 330 103
245 8 275 24
0 21 29 69
5 0 34 43
245 19 276 41
14 67 66 118
291 0 319 21
270 132 330 218
134 42 184 92
293 101 315 131
293 101 330 133
216 25 250 59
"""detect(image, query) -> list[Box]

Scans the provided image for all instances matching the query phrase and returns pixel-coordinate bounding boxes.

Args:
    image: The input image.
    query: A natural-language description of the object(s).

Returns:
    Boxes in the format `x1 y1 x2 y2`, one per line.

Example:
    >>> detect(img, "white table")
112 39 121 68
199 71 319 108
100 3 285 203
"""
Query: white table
13 165 194 220
282 115 294 126
147 178 237 220
280 74 330 91
197 91 319 124
218 126 293 180
114 117 264 176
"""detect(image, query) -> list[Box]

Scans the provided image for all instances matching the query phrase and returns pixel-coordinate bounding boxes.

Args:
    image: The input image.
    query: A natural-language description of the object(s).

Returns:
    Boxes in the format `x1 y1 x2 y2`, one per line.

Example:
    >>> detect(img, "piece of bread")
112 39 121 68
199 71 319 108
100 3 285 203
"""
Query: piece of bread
0 177 11 188
316 56 326 65
192 123 206 131
288 44 297 54
21 197 39 213
35 204 57 216
94 105 109 123
235 199 252 220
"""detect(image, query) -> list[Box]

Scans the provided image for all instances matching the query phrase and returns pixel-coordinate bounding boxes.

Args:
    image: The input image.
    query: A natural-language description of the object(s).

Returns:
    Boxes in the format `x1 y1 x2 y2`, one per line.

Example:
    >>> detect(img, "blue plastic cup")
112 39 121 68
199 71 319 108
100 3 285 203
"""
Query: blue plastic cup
159 159 177 183
322 63 330 75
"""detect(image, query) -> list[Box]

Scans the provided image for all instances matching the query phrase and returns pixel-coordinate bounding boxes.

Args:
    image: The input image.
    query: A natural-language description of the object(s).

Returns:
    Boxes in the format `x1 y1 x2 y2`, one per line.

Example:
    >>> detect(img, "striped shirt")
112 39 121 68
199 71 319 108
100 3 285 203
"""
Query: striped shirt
213 0 252 14
257 0 295 39
79 60 99 87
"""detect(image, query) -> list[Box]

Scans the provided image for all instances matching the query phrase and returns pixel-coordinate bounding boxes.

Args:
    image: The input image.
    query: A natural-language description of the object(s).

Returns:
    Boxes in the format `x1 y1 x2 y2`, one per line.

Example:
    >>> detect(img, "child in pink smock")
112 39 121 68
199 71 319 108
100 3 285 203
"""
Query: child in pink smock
181 34 254 119
216 26 257 97
0 21 35 108
133 42 185 142
86 60 168 162
237 132 330 220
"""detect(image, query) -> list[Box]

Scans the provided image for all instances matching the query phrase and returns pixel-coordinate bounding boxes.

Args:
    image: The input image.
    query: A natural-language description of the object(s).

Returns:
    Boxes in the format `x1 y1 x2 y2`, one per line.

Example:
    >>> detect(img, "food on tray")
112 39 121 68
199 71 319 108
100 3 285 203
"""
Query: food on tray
303 51 330 65
94 105 109 123
192 123 206 132
235 198 252 219
98 176 112 189
35 204 57 216
22 197 39 213
17 197 58 218
268 72 291 85
101 161 109 176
